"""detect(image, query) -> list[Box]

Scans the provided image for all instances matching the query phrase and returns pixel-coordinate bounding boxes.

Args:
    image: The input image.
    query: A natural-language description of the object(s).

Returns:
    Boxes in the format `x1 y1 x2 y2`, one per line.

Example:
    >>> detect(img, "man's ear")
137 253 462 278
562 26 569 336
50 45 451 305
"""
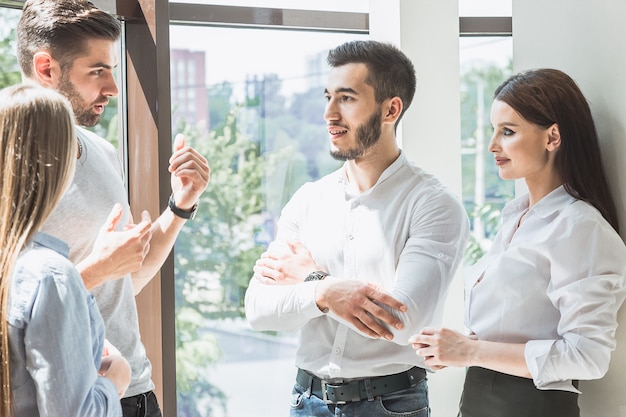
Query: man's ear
32 51 61 88
546 123 561 151
383 96 403 125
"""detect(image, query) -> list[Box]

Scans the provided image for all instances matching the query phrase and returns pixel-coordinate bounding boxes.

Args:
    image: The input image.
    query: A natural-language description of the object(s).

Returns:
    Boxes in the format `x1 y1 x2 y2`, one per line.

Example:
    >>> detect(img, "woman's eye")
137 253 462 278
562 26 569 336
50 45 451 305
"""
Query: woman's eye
503 128 514 136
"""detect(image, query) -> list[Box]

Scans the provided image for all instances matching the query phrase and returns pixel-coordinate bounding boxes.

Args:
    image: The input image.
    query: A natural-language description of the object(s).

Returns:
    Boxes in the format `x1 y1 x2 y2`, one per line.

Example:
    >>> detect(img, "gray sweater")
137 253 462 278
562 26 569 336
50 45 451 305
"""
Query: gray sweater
41 126 153 398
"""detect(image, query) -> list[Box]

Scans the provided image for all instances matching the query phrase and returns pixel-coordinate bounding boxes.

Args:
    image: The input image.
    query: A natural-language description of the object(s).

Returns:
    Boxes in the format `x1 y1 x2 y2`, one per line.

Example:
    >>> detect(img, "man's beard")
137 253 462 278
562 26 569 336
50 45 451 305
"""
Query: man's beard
57 72 102 127
330 107 382 161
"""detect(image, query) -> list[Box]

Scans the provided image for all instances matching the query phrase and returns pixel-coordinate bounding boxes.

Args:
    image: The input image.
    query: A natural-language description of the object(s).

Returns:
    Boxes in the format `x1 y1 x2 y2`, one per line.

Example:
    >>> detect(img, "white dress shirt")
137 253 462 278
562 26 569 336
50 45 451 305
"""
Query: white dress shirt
465 186 626 392
245 151 469 380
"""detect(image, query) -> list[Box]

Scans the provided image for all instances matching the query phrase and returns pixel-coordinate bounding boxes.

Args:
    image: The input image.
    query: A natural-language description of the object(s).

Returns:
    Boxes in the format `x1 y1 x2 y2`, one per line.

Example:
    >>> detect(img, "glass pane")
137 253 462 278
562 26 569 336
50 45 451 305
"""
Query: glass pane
459 0 512 16
170 24 368 417
460 36 513 264
169 0 368 13
0 7 22 89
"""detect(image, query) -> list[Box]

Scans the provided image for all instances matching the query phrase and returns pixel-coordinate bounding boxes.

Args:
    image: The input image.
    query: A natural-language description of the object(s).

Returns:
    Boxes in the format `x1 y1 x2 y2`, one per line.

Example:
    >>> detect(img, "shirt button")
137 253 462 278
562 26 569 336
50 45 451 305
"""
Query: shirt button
438 253 445 258
334 347 342 354
347 234 354 240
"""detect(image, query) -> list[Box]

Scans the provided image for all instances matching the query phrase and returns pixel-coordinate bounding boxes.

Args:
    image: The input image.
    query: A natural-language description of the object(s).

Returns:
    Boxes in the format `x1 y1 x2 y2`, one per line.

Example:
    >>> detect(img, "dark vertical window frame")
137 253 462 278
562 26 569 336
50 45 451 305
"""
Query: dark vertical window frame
107 0 175 415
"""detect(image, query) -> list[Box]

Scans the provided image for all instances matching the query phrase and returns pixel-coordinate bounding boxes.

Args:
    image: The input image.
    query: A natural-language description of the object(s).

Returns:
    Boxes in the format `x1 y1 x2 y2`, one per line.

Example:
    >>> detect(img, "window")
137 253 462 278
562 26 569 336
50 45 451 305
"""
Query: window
459 1 513 263
169 5 368 416
0 7 21 89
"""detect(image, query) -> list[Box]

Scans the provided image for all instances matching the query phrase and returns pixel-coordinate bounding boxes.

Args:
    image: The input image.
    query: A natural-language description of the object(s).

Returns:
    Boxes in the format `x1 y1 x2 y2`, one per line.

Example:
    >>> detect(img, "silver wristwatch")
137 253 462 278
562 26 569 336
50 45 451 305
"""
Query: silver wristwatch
304 271 329 282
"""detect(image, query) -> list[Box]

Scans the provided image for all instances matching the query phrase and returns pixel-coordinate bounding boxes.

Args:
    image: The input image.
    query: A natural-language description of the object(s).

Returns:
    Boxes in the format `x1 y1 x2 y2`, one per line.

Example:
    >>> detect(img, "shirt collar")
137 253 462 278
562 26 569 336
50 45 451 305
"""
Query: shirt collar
32 232 70 258
502 185 576 222
339 150 406 191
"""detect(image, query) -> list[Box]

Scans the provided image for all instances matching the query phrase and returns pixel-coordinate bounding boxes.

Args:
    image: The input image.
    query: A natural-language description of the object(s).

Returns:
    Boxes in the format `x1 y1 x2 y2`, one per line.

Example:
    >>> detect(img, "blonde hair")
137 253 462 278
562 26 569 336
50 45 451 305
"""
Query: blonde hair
0 84 76 415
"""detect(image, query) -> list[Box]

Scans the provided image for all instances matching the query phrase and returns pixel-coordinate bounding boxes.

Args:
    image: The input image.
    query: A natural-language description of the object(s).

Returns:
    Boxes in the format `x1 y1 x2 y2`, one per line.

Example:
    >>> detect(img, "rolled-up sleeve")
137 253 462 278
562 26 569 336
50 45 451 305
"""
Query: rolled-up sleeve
525 217 626 391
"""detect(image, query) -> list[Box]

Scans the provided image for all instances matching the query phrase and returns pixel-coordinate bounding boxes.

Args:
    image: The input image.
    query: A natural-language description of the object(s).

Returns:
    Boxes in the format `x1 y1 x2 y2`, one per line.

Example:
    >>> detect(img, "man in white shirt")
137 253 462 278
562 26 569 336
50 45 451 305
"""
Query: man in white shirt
245 40 469 417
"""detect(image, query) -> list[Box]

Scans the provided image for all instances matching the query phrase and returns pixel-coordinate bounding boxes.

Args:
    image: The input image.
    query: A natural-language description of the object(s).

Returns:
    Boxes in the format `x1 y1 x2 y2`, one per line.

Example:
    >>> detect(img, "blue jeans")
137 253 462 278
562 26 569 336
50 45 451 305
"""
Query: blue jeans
290 375 430 417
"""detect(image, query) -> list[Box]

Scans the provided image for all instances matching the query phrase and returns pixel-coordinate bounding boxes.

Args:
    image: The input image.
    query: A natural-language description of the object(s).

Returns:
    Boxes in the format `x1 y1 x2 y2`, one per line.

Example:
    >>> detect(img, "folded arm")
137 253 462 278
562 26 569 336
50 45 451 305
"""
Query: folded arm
248 191 469 343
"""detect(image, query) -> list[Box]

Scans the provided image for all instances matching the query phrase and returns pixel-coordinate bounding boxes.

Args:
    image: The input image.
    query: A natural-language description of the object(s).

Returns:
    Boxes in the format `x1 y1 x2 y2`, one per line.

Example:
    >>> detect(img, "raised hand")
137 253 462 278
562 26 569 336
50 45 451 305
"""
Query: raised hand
169 133 210 210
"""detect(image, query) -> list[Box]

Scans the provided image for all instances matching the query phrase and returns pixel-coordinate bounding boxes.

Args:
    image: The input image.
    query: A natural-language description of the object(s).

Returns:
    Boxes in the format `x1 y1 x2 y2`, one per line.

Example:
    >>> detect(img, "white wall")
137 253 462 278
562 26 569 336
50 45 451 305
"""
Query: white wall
372 1 626 415
370 1 466 416
513 1 626 416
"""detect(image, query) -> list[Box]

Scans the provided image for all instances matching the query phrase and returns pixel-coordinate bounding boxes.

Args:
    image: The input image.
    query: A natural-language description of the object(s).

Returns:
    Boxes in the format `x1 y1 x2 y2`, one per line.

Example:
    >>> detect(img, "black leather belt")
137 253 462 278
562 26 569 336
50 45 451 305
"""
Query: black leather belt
296 367 426 404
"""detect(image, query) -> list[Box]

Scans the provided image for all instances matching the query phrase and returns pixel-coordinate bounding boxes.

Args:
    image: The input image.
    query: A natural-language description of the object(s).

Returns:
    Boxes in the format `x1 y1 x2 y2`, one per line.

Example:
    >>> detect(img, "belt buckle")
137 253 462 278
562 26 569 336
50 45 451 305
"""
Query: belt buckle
321 380 347 405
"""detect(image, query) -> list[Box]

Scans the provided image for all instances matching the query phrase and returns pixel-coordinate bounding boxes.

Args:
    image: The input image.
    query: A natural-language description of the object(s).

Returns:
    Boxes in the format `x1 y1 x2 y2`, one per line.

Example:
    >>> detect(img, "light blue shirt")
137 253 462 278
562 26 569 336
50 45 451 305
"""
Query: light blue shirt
8 232 120 417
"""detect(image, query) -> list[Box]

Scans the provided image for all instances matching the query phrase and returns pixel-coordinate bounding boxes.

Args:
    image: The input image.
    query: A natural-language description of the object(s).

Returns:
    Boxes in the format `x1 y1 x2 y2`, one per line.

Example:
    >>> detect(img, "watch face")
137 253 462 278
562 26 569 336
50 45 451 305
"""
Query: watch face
305 271 328 282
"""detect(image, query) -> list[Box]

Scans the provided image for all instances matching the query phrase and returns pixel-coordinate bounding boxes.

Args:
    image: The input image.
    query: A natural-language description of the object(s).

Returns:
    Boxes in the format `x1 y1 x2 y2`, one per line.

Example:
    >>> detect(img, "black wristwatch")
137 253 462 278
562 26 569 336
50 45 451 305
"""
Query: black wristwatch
168 193 198 220
304 271 329 282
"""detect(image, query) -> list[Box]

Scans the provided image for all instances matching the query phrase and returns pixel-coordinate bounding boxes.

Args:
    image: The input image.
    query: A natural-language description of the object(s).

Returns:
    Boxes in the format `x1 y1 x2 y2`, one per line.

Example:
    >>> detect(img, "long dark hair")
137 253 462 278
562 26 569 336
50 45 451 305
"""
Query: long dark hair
494 68 619 232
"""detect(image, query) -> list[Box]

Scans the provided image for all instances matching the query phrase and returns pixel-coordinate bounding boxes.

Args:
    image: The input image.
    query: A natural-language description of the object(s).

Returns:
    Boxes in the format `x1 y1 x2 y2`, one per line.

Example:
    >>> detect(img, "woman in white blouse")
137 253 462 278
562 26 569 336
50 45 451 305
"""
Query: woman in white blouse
409 68 626 417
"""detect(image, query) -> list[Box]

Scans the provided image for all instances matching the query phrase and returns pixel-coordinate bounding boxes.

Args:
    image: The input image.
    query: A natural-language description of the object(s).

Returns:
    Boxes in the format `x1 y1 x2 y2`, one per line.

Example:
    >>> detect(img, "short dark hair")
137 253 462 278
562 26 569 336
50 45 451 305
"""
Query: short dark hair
494 68 619 232
327 40 417 127
17 0 121 77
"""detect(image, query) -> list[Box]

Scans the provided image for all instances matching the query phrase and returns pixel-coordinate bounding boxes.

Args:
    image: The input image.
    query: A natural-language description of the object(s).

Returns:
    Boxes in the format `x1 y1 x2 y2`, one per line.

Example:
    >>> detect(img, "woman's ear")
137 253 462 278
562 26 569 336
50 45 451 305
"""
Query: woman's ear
546 123 561 151
32 51 60 88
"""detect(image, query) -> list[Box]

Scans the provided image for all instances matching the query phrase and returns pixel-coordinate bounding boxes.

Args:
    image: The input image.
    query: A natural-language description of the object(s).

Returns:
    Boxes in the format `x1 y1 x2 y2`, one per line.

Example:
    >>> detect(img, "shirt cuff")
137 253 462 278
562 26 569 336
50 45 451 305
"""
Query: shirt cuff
525 339 581 394
300 281 329 316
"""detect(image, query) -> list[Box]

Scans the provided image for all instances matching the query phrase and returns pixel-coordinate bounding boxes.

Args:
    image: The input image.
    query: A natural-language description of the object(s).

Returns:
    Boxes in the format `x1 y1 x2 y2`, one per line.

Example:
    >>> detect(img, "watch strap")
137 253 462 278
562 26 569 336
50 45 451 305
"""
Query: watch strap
168 193 198 220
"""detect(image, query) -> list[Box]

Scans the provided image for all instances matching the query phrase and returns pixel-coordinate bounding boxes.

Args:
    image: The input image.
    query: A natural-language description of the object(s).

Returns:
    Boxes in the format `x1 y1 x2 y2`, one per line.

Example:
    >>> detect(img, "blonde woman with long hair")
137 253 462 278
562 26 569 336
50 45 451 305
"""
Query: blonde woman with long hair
0 84 130 417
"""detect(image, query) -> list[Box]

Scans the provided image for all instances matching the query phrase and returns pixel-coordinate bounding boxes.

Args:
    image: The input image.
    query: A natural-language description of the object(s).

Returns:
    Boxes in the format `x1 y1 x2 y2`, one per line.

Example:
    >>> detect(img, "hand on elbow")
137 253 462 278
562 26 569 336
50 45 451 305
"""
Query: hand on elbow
317 279 407 341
